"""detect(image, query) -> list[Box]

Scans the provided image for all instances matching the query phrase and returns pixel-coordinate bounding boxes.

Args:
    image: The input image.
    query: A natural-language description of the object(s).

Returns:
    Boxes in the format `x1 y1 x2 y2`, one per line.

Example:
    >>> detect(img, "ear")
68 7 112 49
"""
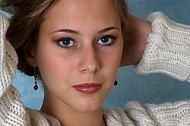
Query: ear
24 41 38 67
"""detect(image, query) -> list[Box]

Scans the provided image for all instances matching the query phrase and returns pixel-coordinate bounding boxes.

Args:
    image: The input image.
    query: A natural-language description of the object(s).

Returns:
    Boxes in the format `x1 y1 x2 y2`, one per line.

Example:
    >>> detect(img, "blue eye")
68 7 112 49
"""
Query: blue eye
56 38 75 48
98 35 116 45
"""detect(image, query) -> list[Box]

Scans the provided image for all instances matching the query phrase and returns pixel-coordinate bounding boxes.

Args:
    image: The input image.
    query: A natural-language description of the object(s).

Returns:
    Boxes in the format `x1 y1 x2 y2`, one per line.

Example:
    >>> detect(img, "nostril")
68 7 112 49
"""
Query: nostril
78 46 100 73
78 56 99 73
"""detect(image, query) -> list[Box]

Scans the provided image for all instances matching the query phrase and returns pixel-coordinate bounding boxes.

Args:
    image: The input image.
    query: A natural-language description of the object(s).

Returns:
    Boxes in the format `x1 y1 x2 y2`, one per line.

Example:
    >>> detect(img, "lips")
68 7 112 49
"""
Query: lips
73 83 102 94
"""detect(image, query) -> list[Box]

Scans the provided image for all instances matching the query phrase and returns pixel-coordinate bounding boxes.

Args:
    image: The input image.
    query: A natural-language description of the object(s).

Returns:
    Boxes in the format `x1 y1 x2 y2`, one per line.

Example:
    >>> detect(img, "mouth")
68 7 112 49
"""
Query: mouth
73 83 102 94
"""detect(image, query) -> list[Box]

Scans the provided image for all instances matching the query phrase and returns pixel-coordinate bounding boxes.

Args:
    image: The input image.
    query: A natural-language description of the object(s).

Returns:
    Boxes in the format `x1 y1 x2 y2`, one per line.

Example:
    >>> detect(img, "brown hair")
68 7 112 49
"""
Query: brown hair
2 0 130 76
3 0 59 76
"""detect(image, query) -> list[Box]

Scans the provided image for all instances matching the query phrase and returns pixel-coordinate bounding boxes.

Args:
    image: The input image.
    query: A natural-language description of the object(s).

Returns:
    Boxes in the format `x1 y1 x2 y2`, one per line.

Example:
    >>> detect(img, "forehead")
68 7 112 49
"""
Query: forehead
43 0 120 24
49 0 117 13
39 0 122 36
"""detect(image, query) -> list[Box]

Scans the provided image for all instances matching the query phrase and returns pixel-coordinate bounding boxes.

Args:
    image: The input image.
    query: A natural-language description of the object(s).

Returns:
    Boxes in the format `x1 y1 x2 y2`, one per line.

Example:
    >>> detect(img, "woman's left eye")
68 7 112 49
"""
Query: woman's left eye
98 35 116 45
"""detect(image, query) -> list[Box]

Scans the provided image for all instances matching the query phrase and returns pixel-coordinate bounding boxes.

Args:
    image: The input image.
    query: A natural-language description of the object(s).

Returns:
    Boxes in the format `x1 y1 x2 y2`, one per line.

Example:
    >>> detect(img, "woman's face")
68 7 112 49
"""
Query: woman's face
29 0 123 112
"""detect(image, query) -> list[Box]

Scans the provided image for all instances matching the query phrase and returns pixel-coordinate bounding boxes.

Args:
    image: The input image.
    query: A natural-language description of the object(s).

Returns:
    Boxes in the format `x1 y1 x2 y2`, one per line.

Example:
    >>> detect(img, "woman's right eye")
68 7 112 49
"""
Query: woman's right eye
56 38 76 48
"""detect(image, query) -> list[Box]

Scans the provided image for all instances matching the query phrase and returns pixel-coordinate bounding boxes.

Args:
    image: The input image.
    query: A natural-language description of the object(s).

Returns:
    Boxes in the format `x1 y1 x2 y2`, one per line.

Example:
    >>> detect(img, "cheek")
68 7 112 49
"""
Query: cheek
102 44 123 77
111 42 123 66
35 47 74 86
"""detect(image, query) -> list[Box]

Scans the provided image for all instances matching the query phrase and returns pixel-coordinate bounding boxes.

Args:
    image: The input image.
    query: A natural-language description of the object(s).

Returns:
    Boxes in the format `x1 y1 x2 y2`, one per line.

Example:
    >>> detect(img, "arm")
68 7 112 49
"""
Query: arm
0 12 61 126
120 14 151 66
135 12 190 82
0 12 28 125
125 100 190 125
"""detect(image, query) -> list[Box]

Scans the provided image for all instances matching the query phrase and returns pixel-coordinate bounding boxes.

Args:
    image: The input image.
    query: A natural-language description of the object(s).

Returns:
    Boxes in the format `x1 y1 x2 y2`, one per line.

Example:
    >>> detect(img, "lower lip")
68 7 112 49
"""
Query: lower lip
73 84 102 94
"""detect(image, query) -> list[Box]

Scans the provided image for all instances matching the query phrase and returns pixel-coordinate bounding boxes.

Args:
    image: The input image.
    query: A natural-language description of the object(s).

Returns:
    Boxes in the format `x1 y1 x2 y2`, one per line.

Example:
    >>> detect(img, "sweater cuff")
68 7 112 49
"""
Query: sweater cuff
0 12 17 96
134 12 190 82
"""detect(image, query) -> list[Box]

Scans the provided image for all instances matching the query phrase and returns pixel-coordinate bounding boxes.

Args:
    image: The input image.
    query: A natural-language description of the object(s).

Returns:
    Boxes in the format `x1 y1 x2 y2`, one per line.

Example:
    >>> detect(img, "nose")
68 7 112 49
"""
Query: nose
78 45 100 73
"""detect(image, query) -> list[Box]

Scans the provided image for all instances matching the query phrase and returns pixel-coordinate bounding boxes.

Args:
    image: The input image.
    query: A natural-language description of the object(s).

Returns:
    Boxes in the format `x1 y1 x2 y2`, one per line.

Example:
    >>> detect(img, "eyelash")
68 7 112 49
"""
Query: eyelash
98 35 117 46
55 37 76 48
55 35 117 48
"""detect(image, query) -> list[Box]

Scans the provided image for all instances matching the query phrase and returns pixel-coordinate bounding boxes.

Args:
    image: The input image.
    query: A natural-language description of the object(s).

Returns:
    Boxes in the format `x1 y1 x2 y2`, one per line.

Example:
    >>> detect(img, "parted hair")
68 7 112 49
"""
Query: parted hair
0 0 130 76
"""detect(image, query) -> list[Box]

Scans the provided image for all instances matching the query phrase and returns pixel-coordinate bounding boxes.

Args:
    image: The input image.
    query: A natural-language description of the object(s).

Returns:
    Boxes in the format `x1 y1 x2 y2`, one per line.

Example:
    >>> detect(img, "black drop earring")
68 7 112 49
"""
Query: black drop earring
114 80 118 86
33 67 38 90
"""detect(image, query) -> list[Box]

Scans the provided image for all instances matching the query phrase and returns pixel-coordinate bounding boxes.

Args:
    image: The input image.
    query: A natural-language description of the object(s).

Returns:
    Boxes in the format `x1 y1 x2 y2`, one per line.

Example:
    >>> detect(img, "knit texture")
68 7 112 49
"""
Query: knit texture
144 100 190 126
0 11 27 126
1 11 190 125
135 12 190 82
105 100 190 126
0 10 17 97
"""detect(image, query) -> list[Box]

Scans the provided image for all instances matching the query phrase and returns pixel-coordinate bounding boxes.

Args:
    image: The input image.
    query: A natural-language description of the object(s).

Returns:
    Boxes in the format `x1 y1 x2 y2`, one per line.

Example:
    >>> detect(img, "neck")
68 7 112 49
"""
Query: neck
41 89 106 126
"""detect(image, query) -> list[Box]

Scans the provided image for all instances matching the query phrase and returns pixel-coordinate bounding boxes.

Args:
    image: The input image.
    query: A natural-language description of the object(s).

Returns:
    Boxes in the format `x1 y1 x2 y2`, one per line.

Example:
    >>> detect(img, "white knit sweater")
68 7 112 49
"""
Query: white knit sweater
1 12 190 126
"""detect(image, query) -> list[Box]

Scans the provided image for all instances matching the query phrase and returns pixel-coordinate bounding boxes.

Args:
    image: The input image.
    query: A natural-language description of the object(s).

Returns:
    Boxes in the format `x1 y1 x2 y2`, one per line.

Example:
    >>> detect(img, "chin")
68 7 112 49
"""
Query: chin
76 105 103 113
72 98 104 113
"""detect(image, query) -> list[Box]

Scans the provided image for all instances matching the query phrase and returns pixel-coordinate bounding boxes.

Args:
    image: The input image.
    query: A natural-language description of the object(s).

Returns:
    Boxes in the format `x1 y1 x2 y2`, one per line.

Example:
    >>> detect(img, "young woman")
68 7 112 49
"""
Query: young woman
1 0 190 125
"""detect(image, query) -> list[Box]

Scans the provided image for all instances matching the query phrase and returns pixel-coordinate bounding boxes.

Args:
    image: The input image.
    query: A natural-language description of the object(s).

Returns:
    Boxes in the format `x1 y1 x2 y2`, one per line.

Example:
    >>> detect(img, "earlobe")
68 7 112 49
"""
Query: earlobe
24 41 38 67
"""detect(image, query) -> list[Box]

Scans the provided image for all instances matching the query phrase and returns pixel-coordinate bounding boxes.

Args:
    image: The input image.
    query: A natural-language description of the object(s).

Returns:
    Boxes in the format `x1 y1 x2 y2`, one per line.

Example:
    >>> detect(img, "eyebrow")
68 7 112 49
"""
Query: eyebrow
98 27 120 33
50 27 120 35
51 29 79 34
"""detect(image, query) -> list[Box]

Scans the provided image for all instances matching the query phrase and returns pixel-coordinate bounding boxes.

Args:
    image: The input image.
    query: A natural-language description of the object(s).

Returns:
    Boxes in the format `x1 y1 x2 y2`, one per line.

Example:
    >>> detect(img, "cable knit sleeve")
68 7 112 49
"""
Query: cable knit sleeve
125 101 190 125
135 12 190 82
0 12 28 125
144 100 190 125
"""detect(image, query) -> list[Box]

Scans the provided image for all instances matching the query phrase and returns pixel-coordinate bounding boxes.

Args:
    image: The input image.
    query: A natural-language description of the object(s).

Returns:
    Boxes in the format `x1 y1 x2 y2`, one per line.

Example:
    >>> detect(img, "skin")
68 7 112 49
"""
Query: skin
121 15 151 66
26 0 123 125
